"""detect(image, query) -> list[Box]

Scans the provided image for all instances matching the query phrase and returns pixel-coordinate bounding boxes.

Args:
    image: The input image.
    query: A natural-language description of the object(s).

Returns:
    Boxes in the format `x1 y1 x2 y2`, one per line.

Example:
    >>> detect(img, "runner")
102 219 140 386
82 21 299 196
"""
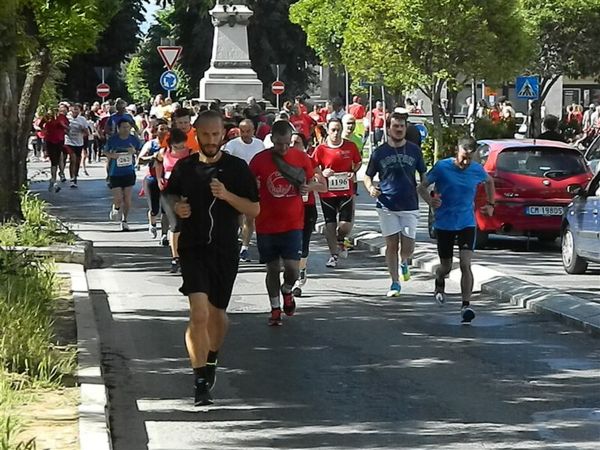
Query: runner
64 103 89 188
224 119 265 262
172 107 200 153
104 119 142 231
155 128 192 273
290 132 327 297
363 112 427 297
249 121 315 326
417 136 496 324
137 118 169 239
166 110 260 406
312 118 362 268
41 106 69 192
104 98 138 138
342 113 364 156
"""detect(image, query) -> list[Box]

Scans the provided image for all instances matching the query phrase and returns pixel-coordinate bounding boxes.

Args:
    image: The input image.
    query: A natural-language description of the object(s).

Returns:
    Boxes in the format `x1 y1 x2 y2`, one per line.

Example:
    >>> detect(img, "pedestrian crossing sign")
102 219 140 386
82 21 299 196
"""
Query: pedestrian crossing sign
516 76 539 99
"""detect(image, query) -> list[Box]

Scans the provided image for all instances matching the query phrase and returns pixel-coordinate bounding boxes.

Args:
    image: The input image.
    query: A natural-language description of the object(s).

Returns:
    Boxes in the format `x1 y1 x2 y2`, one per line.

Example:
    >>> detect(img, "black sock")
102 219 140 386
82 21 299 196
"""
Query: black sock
193 366 207 381
462 301 470 308
207 350 218 364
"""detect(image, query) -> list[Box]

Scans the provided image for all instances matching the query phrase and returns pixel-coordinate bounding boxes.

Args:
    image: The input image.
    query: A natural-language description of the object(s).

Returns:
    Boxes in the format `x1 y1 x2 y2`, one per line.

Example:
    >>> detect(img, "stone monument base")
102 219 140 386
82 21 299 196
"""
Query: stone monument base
199 67 263 103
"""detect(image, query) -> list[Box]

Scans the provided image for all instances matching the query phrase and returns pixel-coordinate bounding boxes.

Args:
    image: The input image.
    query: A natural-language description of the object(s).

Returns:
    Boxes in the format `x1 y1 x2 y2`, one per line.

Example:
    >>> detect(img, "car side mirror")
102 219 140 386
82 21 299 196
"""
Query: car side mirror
567 184 584 196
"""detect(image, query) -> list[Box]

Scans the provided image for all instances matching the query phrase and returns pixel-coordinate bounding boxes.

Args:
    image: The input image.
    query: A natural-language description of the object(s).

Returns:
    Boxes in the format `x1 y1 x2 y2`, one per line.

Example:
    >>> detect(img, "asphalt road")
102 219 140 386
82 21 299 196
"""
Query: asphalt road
28 161 600 449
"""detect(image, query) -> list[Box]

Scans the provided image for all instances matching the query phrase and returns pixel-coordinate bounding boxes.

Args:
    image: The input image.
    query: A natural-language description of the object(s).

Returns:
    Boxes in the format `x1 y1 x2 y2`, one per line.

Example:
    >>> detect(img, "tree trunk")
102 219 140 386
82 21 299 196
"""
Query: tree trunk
432 80 444 162
0 2 22 221
17 47 52 187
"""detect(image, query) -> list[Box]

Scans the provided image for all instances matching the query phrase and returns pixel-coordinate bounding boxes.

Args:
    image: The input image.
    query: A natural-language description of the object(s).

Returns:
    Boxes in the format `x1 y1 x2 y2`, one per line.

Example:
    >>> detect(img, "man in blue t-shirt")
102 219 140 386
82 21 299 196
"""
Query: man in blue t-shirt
364 112 427 297
417 136 495 324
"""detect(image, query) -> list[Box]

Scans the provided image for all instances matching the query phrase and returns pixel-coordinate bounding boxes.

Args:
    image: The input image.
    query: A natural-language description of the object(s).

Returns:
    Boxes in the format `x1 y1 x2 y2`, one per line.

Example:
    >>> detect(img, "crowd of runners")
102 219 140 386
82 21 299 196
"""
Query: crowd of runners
34 94 495 406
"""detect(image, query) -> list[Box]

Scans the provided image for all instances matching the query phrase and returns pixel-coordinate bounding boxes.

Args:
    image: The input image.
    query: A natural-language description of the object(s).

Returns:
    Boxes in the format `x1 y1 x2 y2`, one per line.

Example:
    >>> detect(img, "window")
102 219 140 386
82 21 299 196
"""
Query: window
476 144 490 165
497 147 588 178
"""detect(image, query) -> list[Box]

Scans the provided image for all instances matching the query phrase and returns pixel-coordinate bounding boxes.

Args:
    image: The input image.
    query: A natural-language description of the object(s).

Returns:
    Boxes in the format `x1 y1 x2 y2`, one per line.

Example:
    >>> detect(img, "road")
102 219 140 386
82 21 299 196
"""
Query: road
29 161 600 449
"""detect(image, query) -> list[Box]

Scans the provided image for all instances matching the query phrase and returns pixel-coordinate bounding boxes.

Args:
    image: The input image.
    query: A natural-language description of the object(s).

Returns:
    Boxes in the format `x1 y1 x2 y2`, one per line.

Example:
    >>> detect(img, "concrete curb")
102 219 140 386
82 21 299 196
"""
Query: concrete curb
58 263 112 450
317 222 600 336
4 240 95 268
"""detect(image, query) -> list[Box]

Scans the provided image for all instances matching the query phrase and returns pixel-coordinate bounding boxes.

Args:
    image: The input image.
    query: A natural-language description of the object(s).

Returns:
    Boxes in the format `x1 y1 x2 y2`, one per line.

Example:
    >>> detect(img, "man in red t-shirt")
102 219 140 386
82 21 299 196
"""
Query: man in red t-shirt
312 118 362 268
41 105 70 192
289 105 316 142
348 96 366 120
249 121 315 326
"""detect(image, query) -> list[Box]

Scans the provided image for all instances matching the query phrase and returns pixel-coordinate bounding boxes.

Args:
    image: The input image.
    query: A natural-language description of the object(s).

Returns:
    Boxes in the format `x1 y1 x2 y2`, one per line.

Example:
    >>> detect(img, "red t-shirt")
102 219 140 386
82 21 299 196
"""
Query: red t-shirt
318 107 330 124
305 157 319 206
290 114 315 140
297 103 308 115
249 149 314 234
43 115 69 144
348 103 366 120
371 109 386 128
312 140 361 198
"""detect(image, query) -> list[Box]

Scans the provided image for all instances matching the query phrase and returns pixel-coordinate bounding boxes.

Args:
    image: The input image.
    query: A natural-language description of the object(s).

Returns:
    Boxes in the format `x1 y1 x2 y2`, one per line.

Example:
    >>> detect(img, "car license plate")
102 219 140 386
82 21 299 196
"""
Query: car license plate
525 206 564 216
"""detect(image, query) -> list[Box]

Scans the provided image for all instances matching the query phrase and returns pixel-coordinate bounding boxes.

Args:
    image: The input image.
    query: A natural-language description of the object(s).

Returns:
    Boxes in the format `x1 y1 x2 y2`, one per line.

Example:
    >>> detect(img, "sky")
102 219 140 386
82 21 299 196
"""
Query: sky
141 0 160 34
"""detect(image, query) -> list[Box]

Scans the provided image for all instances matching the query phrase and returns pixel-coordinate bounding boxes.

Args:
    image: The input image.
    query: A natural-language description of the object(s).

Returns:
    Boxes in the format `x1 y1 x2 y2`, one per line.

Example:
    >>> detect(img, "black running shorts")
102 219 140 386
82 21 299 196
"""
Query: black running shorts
436 227 476 260
320 196 354 224
178 245 240 310
108 173 136 189
46 141 65 166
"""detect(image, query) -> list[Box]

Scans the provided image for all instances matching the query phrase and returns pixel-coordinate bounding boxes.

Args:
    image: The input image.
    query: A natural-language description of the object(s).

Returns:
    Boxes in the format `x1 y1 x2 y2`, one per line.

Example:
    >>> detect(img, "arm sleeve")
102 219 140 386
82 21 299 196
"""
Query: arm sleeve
304 154 314 179
416 149 427 174
426 162 440 184
476 163 488 183
351 142 361 164
230 160 259 202
365 152 379 178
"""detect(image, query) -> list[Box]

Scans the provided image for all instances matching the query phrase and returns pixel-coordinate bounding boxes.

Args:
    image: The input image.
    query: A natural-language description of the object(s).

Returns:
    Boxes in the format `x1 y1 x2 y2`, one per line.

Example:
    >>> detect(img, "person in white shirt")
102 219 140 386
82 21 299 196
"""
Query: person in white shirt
64 103 89 188
224 119 265 262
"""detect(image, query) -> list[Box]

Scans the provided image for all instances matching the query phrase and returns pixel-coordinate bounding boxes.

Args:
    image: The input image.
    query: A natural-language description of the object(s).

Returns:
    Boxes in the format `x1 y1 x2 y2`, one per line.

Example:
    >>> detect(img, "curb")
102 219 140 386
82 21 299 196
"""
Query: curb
58 263 112 450
4 240 95 268
317 222 600 336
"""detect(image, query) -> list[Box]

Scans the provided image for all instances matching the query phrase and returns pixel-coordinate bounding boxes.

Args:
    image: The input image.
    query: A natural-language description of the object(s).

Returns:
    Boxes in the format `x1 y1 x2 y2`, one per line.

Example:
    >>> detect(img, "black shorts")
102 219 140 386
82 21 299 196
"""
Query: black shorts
46 141 65 166
302 204 318 258
144 177 160 216
65 145 83 158
257 230 303 264
320 196 354 224
179 245 240 310
436 227 476 259
108 173 136 189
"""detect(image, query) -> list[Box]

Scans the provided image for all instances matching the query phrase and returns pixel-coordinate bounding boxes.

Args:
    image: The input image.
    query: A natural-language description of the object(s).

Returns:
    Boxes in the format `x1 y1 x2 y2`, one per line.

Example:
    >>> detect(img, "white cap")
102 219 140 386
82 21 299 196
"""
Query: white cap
126 104 136 112
394 107 410 115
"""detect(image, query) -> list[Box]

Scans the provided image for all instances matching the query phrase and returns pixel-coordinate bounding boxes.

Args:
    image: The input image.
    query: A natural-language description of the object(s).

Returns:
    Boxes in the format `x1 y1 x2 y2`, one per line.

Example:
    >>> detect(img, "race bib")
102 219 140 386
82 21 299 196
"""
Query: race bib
164 171 172 180
116 154 133 167
328 172 350 191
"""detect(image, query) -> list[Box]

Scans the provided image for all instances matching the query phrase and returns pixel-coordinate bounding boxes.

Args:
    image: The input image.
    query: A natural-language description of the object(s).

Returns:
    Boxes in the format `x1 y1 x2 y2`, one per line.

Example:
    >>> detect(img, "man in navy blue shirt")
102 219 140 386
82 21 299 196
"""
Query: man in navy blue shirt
417 137 495 324
364 112 427 297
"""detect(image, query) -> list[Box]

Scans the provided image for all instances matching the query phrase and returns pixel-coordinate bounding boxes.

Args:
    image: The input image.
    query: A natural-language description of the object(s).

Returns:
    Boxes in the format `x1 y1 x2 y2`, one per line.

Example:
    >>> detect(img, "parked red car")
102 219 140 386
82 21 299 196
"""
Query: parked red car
429 139 593 247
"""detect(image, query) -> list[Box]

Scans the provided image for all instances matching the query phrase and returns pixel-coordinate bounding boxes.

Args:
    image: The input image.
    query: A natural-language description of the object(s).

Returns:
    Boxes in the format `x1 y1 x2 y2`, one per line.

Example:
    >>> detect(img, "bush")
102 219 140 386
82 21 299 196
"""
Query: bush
0 191 74 247
473 117 516 140
422 123 469 167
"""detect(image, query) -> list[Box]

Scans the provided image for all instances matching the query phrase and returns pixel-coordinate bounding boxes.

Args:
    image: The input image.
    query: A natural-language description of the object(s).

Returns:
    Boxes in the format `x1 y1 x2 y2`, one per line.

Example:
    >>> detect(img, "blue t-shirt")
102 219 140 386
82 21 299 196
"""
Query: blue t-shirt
365 141 427 211
426 158 488 231
105 134 142 177
106 113 135 136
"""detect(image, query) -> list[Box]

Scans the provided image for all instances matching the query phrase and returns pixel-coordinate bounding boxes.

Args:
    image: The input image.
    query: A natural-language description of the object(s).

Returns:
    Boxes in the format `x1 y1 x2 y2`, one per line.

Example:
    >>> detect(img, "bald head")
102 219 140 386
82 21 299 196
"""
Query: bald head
239 119 255 144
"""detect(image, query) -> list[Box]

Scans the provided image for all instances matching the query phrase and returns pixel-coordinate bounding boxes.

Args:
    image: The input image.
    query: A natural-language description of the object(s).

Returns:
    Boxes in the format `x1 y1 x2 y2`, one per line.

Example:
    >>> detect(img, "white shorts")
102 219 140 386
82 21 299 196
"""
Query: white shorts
376 209 420 239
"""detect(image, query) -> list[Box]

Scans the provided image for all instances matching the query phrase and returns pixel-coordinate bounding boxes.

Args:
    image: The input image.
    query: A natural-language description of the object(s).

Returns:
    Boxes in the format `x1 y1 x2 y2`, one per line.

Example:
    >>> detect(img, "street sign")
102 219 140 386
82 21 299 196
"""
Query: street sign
516 76 539 99
160 70 179 92
157 46 182 70
271 80 285 96
96 83 110 99
414 123 428 141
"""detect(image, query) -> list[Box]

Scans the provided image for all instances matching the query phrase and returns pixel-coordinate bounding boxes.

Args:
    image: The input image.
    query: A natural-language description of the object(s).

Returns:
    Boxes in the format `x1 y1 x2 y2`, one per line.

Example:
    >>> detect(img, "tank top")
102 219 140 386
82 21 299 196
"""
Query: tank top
161 147 190 189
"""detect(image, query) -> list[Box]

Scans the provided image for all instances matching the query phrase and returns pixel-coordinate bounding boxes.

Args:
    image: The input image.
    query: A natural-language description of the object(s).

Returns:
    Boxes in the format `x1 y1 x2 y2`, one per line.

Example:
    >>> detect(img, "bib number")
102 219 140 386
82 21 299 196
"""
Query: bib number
116 154 132 167
328 172 350 191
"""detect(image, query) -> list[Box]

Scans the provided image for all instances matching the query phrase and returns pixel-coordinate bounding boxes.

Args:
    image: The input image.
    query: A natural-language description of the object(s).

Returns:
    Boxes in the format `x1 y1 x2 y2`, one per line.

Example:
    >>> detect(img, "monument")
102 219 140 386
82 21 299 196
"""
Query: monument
199 0 263 102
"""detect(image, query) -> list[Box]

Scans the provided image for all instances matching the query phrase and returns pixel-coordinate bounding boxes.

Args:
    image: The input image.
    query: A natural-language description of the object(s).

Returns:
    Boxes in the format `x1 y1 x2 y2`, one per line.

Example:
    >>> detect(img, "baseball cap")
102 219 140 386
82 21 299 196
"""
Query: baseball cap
394 107 410 115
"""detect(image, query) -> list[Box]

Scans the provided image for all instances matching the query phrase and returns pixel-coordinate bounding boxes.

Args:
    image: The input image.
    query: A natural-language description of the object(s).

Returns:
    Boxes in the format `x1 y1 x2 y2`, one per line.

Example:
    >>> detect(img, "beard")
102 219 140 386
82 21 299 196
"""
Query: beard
200 144 220 158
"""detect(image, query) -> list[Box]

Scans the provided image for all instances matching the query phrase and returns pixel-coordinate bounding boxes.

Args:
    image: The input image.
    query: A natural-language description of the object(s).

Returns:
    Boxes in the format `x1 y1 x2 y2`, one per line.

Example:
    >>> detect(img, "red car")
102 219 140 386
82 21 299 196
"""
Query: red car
473 139 593 246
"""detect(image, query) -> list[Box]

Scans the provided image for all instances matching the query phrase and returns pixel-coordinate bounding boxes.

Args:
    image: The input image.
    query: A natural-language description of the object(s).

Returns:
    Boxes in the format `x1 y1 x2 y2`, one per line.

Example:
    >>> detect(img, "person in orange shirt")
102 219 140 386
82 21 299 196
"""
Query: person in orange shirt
159 107 200 152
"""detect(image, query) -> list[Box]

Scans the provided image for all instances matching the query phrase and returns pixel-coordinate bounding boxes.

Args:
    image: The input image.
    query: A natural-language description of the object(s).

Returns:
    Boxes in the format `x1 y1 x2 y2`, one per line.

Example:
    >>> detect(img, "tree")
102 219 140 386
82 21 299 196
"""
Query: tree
125 55 151 104
522 0 600 135
292 0 532 159
0 0 117 219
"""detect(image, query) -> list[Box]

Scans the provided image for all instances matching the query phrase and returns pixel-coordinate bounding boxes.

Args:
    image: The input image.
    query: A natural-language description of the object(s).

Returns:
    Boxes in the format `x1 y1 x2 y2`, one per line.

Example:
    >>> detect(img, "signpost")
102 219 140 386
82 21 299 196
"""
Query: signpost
272 80 285 110
157 45 183 98
96 83 110 99
160 71 179 98
516 75 540 100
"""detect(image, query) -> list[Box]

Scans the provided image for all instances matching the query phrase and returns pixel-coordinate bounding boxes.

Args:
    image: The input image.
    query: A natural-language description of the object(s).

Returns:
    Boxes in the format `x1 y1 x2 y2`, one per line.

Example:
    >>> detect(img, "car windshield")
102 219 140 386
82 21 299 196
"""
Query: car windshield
497 147 588 178
585 137 600 161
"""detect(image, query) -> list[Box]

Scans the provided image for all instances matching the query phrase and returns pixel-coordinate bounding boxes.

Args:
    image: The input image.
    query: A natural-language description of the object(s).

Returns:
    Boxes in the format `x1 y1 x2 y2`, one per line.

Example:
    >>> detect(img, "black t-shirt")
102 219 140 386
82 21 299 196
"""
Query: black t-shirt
406 123 422 147
165 152 259 252
538 130 565 142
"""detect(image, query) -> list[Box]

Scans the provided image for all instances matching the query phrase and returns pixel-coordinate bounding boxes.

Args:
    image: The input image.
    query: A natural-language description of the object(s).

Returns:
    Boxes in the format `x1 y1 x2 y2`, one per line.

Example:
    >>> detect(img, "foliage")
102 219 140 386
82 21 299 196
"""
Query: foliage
422 122 469 166
0 415 36 450
473 118 517 140
0 191 75 247
125 55 151 104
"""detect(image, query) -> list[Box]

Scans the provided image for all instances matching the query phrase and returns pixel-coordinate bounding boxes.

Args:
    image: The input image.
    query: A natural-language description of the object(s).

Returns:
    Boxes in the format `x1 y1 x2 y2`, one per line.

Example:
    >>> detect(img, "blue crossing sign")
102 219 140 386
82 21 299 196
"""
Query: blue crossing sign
516 76 539 100
160 70 179 92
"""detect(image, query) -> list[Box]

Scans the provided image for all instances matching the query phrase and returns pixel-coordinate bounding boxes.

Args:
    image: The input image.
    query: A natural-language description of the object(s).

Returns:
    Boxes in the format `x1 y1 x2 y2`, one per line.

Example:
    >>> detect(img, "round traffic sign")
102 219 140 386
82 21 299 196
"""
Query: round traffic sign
96 83 110 99
271 80 285 96
160 70 179 91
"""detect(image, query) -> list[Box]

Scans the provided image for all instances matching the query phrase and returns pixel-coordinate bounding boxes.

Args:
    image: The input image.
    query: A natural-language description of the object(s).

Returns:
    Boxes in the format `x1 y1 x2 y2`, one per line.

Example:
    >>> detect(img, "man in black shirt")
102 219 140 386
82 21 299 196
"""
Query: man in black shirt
538 115 566 142
166 110 260 406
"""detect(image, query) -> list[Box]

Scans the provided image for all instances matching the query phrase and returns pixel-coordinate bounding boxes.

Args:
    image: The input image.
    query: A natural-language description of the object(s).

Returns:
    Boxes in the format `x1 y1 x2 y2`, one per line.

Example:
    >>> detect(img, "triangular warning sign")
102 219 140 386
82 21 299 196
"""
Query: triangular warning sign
157 46 182 70
518 80 535 98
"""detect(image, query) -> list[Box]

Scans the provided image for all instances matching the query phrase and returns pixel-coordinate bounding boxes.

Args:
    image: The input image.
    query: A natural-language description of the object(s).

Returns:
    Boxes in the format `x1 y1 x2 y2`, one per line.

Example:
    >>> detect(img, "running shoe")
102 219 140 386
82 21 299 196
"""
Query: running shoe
109 205 120 221
298 268 307 287
48 181 54 192
54 184 61 193
148 225 157 239
70 181 77 189
292 284 302 298
84 170 89 176
60 175 66 183
194 378 213 406
326 255 338 268
461 305 475 324
434 277 446 306
400 262 411 281
386 282 401 297
268 307 282 326
170 258 180 274
120 221 130 232
206 361 217 391
239 248 251 262
282 291 296 316
160 234 169 247
338 242 349 259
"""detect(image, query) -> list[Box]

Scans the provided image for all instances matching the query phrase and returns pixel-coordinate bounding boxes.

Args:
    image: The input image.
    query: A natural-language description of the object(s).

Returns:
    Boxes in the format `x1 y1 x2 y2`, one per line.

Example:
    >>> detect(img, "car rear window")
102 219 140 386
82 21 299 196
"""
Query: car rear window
497 147 588 178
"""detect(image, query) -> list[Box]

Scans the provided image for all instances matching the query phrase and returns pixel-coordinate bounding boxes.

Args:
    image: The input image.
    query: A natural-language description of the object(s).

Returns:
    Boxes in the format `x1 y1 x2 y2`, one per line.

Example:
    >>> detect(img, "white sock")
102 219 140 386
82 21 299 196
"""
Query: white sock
241 245 249 252
270 296 280 309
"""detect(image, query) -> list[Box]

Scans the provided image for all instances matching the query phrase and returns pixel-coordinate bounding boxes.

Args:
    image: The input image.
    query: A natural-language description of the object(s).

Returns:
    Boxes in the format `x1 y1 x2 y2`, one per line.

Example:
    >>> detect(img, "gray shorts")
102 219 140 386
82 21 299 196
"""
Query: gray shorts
376 209 420 239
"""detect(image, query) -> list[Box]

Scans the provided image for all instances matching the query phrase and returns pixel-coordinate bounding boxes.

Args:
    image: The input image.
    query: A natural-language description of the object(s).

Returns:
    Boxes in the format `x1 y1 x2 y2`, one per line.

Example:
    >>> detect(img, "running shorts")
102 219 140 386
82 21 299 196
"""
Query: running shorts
179 245 240 310
376 209 420 239
320 196 353 224
436 227 476 259
46 141 65 166
65 145 83 158
108 173 136 189
257 230 303 264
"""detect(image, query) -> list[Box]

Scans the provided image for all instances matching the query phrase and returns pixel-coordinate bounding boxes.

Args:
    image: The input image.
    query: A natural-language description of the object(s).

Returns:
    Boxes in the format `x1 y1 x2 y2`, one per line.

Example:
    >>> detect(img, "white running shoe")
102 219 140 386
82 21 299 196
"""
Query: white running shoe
121 221 130 231
148 225 157 239
326 255 338 268
109 205 120 221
